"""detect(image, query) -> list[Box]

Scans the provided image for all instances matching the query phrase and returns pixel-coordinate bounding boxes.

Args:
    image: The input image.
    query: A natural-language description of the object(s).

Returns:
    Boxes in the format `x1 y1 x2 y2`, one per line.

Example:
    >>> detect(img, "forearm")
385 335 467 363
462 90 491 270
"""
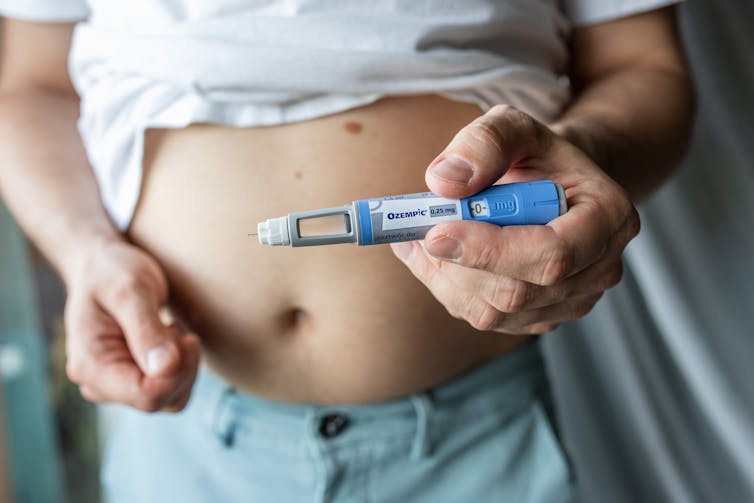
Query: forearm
551 65 694 202
0 89 121 285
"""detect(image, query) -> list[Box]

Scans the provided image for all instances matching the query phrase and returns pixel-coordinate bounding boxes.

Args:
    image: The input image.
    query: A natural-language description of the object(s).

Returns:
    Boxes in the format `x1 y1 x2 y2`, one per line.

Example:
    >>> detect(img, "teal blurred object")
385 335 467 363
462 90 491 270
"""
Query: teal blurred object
0 200 65 503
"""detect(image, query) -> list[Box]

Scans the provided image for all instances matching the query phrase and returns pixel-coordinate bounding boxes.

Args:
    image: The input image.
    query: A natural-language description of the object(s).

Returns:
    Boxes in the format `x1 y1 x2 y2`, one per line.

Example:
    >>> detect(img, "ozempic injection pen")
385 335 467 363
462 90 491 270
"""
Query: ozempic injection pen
256 180 567 247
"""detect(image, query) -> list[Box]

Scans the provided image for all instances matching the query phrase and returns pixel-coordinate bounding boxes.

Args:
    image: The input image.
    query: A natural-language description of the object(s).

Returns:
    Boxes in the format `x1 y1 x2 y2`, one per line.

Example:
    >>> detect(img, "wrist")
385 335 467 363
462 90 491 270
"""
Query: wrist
549 120 608 170
59 225 124 290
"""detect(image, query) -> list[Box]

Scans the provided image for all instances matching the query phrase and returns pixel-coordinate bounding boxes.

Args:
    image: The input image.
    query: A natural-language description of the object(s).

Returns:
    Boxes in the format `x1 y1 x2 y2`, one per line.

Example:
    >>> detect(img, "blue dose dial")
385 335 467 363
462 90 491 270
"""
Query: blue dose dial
459 180 562 226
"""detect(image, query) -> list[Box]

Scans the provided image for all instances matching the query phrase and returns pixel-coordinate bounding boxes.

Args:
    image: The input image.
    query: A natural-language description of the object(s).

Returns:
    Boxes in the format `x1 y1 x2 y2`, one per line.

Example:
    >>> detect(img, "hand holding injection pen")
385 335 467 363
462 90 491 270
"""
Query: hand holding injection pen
389 105 640 335
257 180 566 247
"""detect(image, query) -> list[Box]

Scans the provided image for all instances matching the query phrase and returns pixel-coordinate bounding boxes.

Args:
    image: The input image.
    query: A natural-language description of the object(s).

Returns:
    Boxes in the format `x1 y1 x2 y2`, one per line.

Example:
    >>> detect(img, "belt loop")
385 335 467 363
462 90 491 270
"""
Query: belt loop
212 387 239 448
409 393 434 460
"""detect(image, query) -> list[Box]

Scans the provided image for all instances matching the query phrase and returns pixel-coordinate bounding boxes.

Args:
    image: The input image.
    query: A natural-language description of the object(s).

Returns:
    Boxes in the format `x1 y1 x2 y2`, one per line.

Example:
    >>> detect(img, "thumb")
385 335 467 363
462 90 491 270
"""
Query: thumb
101 290 181 377
426 105 555 199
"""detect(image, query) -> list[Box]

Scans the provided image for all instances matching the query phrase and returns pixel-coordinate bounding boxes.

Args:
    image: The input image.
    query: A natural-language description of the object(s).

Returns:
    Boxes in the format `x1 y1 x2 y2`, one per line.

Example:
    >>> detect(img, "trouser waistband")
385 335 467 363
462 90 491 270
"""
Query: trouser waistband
193 341 547 460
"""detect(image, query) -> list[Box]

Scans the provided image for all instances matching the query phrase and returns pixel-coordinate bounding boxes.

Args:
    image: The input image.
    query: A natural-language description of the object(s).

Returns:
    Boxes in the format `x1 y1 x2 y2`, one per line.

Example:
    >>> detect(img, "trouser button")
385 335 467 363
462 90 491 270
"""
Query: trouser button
319 413 349 438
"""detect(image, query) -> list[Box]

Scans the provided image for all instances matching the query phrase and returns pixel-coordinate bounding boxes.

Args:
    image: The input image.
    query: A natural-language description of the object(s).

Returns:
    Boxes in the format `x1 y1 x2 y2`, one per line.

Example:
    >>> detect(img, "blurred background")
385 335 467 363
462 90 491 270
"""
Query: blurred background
0 200 101 503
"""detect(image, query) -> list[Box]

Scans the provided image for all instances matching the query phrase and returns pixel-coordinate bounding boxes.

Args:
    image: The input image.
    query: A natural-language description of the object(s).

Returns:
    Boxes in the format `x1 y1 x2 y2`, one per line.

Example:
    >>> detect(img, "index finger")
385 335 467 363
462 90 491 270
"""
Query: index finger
75 330 200 412
98 280 181 377
86 364 192 412
423 198 638 285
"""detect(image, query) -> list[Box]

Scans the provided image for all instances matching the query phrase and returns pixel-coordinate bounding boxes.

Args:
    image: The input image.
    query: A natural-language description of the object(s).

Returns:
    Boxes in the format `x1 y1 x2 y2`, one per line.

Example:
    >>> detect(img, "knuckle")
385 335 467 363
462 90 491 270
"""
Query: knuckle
133 313 158 337
610 193 639 243
446 291 476 322
574 302 594 319
540 244 574 286
488 103 516 116
491 104 530 127
469 303 505 332
107 267 165 307
476 107 526 146
470 242 500 271
626 207 641 240
421 258 451 295
433 254 451 273
489 104 550 144
65 359 84 383
572 293 603 319
165 394 190 413
134 396 163 413
443 299 464 321
507 280 531 312
469 118 507 159
109 274 144 304
446 306 465 321
494 278 530 313
412 244 440 280
604 262 624 290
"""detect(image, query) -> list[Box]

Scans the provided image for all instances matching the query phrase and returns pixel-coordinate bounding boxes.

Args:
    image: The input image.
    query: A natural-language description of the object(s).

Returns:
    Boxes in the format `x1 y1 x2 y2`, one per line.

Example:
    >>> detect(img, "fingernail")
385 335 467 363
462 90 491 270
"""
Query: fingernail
391 241 415 262
146 344 176 375
425 236 462 260
429 156 474 184
157 306 175 326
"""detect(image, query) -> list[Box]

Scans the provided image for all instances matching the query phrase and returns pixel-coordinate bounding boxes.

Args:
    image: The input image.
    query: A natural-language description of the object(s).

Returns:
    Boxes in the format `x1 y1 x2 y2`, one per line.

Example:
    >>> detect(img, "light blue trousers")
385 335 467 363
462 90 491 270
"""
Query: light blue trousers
102 342 574 503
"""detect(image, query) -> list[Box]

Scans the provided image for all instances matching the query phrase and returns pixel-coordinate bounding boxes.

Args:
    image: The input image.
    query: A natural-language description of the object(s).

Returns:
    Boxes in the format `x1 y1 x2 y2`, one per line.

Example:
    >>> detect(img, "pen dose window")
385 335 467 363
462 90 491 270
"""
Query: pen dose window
468 199 490 217
297 214 351 237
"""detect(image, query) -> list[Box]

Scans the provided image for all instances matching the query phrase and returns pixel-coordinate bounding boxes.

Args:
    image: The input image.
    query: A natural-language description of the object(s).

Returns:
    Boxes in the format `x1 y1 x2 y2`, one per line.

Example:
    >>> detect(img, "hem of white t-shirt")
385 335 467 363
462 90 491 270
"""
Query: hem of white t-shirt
0 5 88 22
569 0 683 27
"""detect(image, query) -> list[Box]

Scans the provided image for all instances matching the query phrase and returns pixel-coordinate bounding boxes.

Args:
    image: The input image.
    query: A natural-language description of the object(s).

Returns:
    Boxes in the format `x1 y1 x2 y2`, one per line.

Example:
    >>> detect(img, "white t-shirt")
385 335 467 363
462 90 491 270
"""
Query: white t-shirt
0 0 678 229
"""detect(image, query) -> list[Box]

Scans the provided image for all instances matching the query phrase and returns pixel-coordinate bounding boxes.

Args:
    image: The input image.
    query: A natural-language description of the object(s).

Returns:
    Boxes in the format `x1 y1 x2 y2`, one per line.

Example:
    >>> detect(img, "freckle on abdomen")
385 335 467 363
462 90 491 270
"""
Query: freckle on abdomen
344 121 363 134
294 171 303 180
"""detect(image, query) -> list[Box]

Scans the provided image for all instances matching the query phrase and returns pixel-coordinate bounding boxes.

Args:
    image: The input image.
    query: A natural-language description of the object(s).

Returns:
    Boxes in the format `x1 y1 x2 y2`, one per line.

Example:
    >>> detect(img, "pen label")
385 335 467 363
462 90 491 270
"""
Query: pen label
365 193 461 244
429 204 458 217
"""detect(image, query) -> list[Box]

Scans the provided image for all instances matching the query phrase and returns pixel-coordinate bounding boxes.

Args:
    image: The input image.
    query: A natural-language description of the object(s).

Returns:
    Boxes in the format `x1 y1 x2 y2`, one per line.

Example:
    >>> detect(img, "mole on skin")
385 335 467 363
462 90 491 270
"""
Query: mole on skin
294 171 303 179
344 121 363 134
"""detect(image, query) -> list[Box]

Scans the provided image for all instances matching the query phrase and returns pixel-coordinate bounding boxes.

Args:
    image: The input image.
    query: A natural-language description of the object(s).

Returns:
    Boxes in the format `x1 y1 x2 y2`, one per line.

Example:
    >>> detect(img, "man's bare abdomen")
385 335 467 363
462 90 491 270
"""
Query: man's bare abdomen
128 95 532 404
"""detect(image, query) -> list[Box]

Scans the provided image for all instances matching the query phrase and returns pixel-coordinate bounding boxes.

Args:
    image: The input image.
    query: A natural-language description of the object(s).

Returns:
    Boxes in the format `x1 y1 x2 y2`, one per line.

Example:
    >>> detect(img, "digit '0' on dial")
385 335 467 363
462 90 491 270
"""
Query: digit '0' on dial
469 199 489 217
